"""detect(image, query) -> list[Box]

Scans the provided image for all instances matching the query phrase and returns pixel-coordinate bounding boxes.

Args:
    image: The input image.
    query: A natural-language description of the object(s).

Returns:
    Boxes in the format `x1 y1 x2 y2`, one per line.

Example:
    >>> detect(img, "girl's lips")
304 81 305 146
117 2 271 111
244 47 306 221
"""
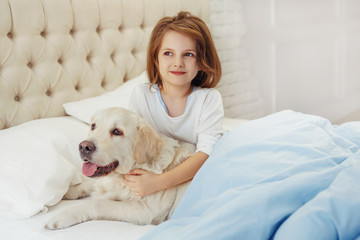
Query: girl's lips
170 71 186 76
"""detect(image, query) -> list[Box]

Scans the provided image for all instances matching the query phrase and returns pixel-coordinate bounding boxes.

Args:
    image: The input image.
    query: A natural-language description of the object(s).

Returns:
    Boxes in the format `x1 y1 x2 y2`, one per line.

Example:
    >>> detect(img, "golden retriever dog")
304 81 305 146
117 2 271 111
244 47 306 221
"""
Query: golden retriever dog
45 107 195 229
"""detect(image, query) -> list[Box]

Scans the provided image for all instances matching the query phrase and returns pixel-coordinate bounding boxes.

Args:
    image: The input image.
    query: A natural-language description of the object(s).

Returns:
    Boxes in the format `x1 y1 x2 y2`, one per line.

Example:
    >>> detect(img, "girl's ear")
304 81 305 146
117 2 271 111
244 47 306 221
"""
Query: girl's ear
133 118 162 165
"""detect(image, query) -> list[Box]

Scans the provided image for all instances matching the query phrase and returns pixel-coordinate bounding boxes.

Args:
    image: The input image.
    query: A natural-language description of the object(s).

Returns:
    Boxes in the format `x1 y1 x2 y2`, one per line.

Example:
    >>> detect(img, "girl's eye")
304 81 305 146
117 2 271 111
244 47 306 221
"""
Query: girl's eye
185 52 195 57
164 51 173 56
112 128 123 136
91 123 96 130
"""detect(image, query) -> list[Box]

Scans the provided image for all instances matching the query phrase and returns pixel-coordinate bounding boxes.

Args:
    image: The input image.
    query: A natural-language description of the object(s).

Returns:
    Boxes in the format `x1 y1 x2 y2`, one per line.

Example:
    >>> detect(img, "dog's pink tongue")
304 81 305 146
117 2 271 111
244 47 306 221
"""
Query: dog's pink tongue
82 162 98 177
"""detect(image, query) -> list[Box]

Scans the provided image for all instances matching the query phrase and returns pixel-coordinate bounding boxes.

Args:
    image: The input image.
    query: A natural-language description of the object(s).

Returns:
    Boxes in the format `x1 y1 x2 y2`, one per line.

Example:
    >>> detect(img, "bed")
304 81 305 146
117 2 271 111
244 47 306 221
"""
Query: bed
1 0 360 239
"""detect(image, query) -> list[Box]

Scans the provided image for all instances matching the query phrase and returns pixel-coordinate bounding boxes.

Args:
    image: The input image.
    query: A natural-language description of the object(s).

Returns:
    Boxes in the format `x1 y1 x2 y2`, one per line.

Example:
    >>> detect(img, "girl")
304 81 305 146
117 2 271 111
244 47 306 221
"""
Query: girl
125 11 223 197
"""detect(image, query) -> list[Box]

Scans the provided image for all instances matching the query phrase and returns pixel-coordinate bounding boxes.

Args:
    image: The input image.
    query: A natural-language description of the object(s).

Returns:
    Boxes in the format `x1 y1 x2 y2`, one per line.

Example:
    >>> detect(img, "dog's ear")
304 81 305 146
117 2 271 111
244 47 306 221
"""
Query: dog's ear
133 118 162 165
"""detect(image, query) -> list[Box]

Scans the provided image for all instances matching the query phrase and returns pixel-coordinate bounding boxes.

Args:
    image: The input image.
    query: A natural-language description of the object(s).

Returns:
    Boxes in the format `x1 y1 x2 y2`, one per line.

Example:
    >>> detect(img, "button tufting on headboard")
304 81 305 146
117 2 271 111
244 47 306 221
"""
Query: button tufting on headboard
0 0 209 129
101 79 106 88
14 96 20 102
96 26 101 34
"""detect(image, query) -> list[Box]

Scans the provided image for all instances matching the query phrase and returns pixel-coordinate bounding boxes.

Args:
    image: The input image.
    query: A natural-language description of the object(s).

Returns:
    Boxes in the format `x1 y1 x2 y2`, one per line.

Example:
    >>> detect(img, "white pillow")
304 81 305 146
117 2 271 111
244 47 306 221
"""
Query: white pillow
63 71 148 123
0 117 88 218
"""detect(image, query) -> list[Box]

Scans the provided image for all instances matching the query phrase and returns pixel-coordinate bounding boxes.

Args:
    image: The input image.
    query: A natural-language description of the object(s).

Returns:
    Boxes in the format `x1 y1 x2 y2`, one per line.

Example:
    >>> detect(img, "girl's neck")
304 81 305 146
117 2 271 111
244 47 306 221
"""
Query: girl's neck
160 84 193 117
161 84 192 99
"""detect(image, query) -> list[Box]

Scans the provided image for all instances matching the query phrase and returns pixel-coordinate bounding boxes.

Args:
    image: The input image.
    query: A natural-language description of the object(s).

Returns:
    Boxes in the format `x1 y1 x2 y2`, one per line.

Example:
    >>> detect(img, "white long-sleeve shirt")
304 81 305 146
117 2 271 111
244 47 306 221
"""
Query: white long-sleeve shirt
129 83 224 155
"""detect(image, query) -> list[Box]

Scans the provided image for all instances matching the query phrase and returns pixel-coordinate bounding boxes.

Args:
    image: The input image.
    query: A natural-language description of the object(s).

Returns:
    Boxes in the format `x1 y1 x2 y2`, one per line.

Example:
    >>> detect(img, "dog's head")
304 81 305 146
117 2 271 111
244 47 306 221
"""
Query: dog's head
79 107 162 177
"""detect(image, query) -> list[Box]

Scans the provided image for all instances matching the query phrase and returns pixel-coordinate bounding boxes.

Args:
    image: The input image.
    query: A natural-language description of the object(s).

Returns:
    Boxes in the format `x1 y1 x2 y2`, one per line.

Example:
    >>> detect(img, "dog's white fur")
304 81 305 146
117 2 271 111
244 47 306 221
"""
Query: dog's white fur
45 107 195 229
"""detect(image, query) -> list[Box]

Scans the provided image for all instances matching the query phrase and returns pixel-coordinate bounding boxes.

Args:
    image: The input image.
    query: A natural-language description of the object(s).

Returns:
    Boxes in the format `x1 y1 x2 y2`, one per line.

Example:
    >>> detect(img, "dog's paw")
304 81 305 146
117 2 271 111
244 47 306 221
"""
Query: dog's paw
45 216 73 230
45 210 84 230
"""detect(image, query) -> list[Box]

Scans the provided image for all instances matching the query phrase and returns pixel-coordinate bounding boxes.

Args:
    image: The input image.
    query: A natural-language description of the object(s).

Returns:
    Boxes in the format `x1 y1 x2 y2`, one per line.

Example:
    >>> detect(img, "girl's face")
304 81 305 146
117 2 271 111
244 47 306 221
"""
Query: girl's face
157 30 199 91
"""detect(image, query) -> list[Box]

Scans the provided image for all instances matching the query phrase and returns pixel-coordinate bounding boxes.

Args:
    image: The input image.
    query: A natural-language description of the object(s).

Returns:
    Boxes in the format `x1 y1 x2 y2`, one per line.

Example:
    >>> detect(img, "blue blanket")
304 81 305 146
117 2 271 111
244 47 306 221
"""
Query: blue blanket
141 110 360 240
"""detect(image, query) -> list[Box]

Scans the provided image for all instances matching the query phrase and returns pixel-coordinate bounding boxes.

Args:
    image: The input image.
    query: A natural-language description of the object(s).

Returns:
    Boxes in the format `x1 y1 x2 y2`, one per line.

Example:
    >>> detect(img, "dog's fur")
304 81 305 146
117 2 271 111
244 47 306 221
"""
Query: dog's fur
45 107 195 229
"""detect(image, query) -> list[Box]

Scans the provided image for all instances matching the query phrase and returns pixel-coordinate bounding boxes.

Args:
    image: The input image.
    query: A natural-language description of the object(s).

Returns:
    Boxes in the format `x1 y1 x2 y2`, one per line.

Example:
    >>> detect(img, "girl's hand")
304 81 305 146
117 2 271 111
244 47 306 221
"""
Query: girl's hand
124 169 163 197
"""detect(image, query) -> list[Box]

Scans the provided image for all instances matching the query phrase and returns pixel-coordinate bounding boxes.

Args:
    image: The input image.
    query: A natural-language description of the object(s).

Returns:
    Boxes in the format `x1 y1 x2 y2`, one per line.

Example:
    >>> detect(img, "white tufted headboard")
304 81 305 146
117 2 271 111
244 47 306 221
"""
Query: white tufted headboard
0 0 209 130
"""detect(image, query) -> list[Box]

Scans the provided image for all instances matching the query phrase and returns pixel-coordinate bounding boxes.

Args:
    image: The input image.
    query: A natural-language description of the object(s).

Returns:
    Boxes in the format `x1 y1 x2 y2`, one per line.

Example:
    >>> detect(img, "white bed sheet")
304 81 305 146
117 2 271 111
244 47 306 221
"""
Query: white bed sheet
0 199 155 240
0 117 246 240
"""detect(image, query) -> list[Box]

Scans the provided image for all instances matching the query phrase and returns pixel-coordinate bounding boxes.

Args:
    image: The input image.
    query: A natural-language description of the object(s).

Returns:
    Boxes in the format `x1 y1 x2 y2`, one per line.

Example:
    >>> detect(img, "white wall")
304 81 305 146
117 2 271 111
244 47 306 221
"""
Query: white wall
210 0 265 120
242 0 360 123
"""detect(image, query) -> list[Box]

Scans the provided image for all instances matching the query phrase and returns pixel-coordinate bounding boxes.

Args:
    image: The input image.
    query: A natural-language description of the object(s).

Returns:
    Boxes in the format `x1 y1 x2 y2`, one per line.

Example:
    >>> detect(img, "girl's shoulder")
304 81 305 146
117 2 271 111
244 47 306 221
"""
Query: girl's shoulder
134 82 157 94
135 82 150 89
192 87 222 99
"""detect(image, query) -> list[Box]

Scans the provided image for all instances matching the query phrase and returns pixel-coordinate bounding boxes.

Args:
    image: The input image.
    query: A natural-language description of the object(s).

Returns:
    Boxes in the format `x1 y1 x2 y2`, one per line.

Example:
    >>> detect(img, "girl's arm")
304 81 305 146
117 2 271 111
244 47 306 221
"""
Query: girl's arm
124 151 208 197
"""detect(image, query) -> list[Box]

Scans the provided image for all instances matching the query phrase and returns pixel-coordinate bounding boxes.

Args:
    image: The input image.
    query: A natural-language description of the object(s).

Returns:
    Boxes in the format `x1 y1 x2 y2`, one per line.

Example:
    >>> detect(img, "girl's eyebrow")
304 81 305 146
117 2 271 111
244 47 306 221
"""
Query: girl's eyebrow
161 48 174 51
160 48 196 52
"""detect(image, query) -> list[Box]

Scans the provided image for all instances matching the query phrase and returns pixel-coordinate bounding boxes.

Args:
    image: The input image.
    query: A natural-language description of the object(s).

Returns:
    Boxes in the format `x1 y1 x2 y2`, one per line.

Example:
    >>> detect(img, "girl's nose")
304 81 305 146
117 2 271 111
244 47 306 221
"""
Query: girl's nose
174 57 184 68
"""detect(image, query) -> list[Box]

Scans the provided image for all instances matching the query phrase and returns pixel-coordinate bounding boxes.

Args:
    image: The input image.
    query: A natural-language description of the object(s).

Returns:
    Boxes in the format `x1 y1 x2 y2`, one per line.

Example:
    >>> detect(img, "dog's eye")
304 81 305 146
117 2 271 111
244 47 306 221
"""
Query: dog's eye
112 128 123 136
91 123 96 130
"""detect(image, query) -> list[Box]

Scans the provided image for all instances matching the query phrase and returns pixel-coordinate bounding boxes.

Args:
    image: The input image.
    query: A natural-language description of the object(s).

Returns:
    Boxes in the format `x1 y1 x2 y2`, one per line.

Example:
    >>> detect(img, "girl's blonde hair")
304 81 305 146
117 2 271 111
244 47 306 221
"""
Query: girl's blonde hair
147 11 221 89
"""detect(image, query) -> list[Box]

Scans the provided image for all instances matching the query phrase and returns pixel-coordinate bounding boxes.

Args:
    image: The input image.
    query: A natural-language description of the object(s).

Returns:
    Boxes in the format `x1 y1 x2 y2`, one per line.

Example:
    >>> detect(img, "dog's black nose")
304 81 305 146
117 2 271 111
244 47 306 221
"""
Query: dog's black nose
79 141 96 155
